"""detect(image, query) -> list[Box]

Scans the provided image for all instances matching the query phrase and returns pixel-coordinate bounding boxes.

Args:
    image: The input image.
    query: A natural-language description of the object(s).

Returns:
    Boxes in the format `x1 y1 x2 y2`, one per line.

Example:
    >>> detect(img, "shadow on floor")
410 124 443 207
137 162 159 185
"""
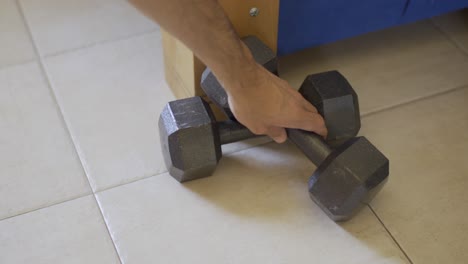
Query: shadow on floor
180 142 409 262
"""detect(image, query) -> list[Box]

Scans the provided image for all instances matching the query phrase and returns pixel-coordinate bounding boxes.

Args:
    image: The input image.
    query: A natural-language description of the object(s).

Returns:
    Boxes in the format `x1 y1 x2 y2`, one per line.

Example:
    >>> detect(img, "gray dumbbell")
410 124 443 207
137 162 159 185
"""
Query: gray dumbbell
202 38 360 148
287 130 388 221
202 71 389 221
159 97 257 183
159 71 361 183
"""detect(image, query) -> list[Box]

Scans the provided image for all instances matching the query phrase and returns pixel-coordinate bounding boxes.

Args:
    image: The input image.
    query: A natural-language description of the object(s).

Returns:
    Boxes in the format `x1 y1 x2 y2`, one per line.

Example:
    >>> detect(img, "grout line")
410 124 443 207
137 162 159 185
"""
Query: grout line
95 170 169 194
361 84 468 119
16 1 123 263
15 0 97 206
93 195 125 264
95 139 275 194
0 168 171 222
0 58 38 71
44 28 160 59
0 192 92 222
430 18 468 57
0 79 269 222
368 205 414 264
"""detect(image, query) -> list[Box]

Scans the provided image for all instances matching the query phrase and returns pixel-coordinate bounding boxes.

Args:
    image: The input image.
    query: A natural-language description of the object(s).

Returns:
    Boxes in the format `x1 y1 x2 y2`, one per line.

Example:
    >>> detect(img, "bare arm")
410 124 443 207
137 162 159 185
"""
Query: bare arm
130 0 327 142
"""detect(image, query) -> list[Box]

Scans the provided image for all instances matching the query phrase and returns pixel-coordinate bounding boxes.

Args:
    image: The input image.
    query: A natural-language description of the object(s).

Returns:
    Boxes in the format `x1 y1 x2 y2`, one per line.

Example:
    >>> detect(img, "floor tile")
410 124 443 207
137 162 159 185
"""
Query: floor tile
361 87 468 264
0 195 120 264
97 143 409 264
279 20 468 115
20 0 157 56
432 10 468 54
0 62 90 219
44 32 175 191
0 0 36 68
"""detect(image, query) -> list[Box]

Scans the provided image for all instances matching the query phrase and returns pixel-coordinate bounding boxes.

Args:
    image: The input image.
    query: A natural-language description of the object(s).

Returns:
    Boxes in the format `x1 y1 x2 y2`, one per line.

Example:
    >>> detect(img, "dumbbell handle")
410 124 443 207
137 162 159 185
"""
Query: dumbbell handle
217 118 332 165
217 120 257 144
287 129 332 165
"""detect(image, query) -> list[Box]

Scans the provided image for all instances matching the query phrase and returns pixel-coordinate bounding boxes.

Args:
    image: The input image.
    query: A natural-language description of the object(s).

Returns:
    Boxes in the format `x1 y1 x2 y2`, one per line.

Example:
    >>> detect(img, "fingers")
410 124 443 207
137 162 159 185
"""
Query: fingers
294 93 328 137
256 115 326 144
297 95 319 114
286 88 327 136
286 86 318 114
266 127 287 143
274 110 328 137
250 108 327 139
247 124 287 143
227 73 328 143
304 114 328 137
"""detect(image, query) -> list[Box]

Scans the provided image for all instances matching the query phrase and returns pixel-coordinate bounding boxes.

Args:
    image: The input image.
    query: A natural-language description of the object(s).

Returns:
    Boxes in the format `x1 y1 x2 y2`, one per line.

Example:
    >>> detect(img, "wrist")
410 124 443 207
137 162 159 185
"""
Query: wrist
210 41 260 93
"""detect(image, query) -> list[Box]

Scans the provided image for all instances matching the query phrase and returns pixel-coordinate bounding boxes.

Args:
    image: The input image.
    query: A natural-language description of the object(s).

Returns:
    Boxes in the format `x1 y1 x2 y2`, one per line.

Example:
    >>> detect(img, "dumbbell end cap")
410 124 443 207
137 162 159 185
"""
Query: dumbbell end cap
308 137 389 221
300 71 361 148
158 97 221 182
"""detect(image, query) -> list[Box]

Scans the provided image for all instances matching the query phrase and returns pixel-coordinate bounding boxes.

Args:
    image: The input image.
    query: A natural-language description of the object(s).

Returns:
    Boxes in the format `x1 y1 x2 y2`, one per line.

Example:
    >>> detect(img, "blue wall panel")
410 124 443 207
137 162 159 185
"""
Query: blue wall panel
277 0 468 56
277 0 407 55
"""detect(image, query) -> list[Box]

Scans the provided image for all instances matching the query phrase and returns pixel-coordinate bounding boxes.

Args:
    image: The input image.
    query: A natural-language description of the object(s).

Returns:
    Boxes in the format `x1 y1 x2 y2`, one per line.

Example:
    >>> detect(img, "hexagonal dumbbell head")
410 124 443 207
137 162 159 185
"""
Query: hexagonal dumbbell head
243 36 278 74
201 35 278 119
308 137 389 221
299 71 361 148
158 97 221 182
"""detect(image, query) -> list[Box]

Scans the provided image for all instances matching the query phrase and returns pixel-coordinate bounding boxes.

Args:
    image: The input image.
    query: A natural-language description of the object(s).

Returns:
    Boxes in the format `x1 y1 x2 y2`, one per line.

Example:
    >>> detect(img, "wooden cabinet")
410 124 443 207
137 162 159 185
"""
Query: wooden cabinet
162 0 279 99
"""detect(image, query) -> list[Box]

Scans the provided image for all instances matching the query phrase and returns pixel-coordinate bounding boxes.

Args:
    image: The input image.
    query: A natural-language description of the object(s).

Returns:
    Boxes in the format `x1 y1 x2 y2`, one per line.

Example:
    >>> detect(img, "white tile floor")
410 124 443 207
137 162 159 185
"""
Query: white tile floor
1 2 467 263
0 0 36 67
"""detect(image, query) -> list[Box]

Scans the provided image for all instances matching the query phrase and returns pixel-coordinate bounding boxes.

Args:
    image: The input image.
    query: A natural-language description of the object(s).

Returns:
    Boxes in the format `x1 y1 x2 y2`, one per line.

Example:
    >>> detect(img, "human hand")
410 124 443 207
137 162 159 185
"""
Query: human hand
223 63 328 143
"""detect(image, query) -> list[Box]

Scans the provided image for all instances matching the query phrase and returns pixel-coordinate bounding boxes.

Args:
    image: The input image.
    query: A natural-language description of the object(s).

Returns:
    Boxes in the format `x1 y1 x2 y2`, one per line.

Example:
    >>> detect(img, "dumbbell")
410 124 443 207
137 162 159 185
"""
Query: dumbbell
202 38 360 147
159 71 361 183
159 97 257 182
201 35 278 120
159 36 278 183
202 71 389 221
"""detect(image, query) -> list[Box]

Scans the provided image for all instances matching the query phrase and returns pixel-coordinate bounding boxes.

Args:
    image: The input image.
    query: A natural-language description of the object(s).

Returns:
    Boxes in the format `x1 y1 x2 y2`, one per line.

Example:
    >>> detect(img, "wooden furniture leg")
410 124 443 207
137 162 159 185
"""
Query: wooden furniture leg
161 0 279 99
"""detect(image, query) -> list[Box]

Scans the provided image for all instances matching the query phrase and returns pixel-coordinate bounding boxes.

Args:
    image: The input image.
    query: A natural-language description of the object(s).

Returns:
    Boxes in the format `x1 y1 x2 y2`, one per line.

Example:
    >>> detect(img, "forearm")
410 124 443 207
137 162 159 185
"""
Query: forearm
129 0 256 87
130 0 328 143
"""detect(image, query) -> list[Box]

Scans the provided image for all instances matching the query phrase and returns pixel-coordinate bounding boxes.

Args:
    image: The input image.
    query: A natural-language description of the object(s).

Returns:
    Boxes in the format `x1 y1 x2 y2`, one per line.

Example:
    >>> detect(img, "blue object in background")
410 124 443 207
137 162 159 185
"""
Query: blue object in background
277 0 468 56
400 0 468 23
